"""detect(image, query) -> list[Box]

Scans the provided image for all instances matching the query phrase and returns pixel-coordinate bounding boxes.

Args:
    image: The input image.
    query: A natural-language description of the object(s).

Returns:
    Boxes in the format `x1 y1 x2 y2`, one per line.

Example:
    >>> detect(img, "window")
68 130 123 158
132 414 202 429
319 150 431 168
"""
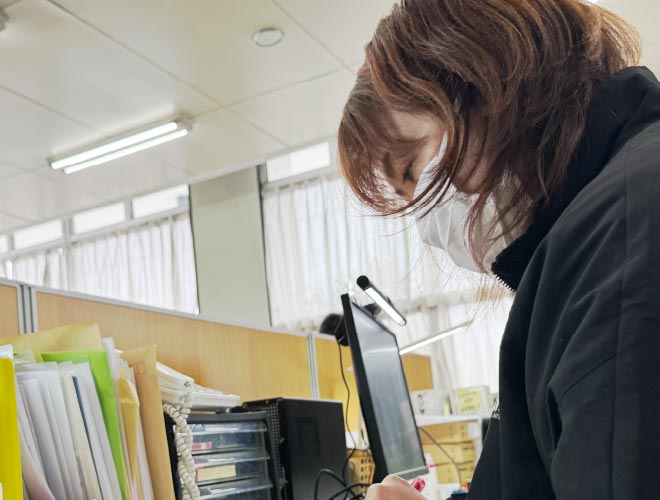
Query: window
72 202 126 234
265 142 331 182
0 184 197 313
132 184 189 218
261 171 511 392
13 220 63 250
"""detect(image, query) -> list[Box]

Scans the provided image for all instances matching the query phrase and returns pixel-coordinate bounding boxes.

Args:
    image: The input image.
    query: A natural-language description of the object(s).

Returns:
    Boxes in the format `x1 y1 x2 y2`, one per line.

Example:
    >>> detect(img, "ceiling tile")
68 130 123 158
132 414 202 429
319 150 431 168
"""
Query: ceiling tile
602 0 660 46
0 161 20 179
37 154 188 202
0 85 101 169
644 45 660 76
231 69 355 147
274 0 395 66
0 0 216 136
600 0 660 71
0 212 31 233
54 0 342 105
0 172 102 221
150 109 285 176
0 0 20 8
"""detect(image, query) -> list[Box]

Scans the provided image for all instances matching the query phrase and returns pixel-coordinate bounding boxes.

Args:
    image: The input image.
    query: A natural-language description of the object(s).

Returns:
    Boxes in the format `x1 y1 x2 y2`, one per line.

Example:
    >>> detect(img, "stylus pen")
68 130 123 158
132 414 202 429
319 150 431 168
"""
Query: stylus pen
411 477 426 492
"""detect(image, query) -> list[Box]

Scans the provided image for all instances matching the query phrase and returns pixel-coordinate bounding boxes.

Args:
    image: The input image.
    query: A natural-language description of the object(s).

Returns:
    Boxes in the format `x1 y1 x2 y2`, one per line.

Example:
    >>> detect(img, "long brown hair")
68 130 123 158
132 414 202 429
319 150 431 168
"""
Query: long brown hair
338 0 640 267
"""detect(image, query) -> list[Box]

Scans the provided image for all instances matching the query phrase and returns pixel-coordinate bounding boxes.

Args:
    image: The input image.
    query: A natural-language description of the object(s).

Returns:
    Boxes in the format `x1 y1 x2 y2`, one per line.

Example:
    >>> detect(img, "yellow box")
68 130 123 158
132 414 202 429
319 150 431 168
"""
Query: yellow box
348 450 375 496
419 420 481 444
434 461 476 484
423 441 478 465
451 386 491 414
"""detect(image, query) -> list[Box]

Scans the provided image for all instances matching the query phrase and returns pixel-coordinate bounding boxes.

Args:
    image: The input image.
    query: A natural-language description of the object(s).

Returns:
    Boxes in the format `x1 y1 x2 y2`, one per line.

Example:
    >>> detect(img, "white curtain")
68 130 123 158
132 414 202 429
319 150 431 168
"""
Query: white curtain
263 173 512 391
3 214 198 314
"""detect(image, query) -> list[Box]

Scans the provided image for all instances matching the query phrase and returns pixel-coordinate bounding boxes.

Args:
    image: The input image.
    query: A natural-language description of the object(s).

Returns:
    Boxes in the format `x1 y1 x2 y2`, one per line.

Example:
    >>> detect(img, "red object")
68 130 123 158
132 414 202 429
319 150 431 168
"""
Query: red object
411 477 426 492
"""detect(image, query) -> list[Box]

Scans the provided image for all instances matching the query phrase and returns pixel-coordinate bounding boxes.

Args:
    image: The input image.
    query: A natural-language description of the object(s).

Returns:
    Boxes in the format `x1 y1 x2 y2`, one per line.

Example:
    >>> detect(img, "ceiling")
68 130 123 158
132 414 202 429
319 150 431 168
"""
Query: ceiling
0 0 656 233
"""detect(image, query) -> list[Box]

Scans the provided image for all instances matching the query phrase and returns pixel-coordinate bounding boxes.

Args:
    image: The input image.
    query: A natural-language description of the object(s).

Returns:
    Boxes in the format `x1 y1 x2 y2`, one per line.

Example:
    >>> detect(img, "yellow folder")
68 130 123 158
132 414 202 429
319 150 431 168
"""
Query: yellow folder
0 322 103 360
0 352 22 500
121 345 175 500
119 374 143 500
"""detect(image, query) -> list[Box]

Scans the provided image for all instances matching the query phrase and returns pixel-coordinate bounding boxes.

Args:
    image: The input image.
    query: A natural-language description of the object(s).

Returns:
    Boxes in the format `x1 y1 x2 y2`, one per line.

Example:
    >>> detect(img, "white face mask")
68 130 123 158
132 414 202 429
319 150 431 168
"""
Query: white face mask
413 139 513 273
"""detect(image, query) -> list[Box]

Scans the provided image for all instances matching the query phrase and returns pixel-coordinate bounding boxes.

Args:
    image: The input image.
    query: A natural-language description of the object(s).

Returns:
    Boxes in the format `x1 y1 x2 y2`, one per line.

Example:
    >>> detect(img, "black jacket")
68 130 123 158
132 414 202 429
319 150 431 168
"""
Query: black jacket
469 67 660 500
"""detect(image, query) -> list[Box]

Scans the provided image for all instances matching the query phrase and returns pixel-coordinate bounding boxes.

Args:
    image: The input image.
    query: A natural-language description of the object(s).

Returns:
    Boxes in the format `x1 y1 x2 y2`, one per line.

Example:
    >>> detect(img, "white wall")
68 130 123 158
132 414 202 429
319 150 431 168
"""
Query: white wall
190 167 271 326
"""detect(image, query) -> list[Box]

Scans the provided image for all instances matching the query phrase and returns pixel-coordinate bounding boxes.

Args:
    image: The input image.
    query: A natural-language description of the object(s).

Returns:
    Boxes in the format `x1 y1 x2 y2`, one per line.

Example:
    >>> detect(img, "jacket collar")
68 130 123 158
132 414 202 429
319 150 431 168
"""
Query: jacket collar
491 67 660 292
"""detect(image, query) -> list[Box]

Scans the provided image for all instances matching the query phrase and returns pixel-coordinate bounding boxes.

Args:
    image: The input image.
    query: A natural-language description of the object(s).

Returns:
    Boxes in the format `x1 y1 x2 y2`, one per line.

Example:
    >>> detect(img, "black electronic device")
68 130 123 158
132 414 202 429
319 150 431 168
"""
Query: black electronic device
164 411 280 500
450 493 468 499
243 398 347 500
341 293 428 482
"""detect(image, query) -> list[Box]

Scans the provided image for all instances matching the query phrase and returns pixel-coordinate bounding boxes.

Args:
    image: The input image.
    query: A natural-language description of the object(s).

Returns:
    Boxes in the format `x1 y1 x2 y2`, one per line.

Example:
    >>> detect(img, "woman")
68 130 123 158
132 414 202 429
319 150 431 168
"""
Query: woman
338 0 660 498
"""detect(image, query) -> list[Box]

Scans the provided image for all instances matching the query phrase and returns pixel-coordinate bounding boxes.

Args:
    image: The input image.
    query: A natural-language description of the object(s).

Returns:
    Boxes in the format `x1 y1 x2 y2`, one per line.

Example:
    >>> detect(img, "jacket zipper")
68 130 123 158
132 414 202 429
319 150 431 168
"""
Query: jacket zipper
492 271 515 293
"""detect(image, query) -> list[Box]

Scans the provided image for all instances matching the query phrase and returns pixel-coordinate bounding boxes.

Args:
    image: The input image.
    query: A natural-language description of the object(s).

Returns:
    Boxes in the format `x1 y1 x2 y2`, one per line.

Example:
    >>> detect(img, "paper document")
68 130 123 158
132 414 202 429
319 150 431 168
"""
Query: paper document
119 376 142 500
19 434 55 500
122 365 154 500
16 365 84 499
16 384 46 481
19 378 67 499
42 350 128 500
103 339 133 500
61 373 102 500
71 363 122 500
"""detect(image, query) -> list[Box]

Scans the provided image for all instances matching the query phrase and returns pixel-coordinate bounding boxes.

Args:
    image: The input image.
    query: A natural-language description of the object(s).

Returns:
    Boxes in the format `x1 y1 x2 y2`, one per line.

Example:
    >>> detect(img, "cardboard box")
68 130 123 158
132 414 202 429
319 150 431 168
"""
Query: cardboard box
434 461 476 484
450 386 491 415
423 440 479 465
411 390 449 416
348 450 375 496
419 420 482 444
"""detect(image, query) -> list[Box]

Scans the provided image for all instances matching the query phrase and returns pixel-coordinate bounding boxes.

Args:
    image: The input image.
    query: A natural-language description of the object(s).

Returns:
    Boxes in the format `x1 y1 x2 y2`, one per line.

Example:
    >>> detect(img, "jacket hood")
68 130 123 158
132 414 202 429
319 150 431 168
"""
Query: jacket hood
492 66 660 291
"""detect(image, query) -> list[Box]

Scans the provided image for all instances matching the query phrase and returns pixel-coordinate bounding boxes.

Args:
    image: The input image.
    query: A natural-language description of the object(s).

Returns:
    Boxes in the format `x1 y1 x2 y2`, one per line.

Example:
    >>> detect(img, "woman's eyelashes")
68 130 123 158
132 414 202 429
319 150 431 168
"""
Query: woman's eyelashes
403 162 415 183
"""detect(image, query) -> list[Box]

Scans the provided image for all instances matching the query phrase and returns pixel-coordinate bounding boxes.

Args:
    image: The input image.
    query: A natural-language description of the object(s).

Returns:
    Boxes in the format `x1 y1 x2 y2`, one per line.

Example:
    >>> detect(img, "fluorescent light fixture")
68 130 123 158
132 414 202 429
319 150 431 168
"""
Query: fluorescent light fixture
49 118 191 174
357 275 407 326
399 321 472 355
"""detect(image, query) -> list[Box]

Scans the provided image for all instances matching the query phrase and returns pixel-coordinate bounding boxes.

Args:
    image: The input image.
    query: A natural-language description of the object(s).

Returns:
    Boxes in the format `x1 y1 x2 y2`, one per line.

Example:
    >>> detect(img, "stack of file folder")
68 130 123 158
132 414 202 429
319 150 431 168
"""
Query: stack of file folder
0 322 240 500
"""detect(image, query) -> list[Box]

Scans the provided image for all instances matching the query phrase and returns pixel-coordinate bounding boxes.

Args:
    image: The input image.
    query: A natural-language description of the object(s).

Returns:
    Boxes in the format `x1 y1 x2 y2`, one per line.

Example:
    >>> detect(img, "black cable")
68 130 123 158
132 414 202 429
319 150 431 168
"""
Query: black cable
337 335 359 486
325 319 364 499
323 482 372 500
314 468 347 500
320 469 347 488
419 427 463 485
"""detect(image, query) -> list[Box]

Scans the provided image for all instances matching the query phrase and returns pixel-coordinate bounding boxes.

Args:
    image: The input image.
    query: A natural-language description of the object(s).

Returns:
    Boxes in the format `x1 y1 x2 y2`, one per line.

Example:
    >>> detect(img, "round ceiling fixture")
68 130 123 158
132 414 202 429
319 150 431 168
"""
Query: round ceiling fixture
252 27 284 48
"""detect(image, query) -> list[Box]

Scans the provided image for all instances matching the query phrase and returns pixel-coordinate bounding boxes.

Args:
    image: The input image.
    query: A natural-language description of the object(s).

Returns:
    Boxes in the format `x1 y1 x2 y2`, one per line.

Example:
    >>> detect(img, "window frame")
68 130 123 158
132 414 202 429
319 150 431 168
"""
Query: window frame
0 184 191 261
261 138 339 191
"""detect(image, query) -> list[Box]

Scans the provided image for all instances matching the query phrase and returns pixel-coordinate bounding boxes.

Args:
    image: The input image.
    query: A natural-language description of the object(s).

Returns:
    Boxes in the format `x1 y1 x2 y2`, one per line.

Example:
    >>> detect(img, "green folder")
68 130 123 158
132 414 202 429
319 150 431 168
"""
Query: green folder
42 350 127 500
